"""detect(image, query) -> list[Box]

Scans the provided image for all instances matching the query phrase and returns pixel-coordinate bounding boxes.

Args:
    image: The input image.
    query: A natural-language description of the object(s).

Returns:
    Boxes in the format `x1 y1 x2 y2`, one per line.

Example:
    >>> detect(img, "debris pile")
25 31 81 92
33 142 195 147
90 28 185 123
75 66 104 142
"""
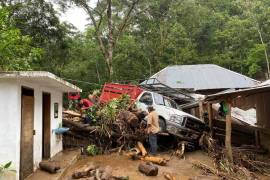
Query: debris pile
63 95 148 153
72 163 128 180
195 133 270 179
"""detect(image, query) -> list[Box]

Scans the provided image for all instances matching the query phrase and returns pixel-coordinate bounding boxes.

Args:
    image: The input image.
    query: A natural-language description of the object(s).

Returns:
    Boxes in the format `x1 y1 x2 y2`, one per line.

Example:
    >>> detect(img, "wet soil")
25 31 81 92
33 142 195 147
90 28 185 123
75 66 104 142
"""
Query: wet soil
62 150 218 180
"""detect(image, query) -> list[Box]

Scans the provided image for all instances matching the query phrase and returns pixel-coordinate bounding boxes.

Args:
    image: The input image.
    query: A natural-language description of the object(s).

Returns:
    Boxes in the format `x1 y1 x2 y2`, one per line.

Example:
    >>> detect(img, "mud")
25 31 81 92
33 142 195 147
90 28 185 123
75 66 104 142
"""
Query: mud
62 150 218 180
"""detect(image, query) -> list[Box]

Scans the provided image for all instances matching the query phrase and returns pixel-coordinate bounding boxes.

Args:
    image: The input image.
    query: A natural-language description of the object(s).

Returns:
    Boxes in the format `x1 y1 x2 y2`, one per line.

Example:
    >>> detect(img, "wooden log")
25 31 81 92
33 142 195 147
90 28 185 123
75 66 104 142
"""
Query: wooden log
72 164 96 179
137 141 147 156
63 110 81 117
39 161 60 174
207 103 213 137
138 162 158 176
63 119 99 132
124 151 141 160
141 156 167 166
163 172 176 180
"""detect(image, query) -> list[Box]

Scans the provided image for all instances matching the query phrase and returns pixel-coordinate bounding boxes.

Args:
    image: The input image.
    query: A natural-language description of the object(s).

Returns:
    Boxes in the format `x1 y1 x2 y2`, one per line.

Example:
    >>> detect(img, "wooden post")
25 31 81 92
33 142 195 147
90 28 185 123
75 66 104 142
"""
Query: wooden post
207 103 213 136
225 99 233 163
199 100 204 121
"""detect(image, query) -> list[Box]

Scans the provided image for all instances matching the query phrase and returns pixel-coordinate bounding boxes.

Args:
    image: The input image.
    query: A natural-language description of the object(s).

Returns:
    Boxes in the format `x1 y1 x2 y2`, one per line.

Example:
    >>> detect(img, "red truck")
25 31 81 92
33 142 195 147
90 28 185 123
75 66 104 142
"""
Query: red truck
99 83 143 103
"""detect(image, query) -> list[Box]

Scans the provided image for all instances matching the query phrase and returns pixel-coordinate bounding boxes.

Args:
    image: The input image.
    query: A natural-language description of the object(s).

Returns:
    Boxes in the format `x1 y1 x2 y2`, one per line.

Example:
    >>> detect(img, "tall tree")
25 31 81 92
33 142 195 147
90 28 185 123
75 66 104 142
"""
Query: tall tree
57 0 141 80
0 7 42 71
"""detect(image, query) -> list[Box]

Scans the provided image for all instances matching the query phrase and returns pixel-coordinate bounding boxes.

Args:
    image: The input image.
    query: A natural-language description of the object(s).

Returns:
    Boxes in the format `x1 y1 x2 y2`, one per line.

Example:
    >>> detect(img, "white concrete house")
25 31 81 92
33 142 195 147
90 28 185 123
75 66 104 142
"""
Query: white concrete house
0 71 81 180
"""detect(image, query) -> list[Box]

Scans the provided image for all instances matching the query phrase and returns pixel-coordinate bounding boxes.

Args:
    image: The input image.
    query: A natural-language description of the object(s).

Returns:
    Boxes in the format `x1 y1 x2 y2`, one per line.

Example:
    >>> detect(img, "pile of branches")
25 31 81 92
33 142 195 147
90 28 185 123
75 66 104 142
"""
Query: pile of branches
63 95 148 153
195 132 270 179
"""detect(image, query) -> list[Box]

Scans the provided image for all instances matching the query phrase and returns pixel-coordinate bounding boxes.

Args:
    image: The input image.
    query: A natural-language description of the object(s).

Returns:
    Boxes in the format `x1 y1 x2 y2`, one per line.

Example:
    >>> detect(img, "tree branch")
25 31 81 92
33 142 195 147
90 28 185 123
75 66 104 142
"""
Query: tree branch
114 0 140 47
76 0 107 58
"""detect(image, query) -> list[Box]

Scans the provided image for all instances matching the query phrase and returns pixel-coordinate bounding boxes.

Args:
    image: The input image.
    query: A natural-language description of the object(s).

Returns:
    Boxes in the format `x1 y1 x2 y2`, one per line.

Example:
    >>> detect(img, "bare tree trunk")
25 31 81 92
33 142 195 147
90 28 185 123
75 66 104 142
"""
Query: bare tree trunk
107 0 114 80
146 58 152 76
257 28 270 78
74 0 139 80
225 99 233 163
95 63 101 83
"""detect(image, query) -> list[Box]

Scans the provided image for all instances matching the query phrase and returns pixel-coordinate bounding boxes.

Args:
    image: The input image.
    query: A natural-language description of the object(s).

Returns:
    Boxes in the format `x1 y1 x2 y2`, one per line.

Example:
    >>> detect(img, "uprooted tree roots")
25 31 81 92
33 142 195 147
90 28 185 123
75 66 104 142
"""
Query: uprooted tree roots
63 95 148 153
195 133 270 179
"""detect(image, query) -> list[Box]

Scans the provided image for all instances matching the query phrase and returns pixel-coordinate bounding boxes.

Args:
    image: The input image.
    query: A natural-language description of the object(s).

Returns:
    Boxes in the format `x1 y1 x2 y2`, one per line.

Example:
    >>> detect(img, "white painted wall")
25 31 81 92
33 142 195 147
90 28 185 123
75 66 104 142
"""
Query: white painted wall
0 79 65 180
0 79 21 180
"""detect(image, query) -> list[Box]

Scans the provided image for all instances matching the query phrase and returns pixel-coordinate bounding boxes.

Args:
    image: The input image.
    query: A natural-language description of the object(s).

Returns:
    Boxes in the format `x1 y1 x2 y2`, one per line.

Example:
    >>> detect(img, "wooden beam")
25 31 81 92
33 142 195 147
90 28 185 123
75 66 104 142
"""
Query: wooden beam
199 100 204 121
225 99 233 163
207 103 213 137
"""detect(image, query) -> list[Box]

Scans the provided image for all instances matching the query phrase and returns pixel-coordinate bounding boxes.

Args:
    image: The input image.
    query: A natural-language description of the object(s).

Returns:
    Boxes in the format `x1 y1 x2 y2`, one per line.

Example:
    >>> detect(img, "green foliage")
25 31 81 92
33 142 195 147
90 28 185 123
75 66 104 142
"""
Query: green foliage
86 144 99 156
0 7 42 71
99 94 131 123
0 161 13 174
2 0 270 93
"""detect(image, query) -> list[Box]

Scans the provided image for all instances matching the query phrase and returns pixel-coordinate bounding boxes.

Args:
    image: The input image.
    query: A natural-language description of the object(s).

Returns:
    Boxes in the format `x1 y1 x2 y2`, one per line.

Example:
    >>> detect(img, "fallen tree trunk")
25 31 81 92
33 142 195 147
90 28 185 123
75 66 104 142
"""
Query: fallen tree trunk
39 161 60 174
138 162 158 176
63 119 99 132
63 110 81 117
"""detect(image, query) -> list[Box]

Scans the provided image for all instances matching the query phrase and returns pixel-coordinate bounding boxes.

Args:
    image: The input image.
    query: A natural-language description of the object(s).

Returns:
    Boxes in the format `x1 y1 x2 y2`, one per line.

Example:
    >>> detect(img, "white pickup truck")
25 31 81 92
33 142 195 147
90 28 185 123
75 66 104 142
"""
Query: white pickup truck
135 91 205 142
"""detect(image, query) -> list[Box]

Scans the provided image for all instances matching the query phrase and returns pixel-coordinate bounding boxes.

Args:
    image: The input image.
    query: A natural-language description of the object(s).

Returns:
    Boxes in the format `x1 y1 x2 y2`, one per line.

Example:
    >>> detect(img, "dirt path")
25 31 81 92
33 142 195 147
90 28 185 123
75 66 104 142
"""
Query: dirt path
62 150 218 180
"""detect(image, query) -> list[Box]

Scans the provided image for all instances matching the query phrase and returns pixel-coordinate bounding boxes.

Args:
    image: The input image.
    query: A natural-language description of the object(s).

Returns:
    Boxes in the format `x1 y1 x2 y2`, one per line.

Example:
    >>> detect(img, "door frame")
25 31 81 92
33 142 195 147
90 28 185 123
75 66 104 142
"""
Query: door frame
42 92 51 159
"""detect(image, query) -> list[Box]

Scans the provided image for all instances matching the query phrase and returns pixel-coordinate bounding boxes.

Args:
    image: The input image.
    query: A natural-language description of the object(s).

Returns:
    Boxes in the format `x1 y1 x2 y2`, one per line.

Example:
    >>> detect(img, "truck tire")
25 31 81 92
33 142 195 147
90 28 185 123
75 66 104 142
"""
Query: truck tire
159 117 166 132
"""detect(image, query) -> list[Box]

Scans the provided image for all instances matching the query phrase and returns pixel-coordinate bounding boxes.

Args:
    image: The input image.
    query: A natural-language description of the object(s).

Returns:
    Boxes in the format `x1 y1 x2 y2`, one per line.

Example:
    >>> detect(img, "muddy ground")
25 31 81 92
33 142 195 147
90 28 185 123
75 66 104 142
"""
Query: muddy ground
62 150 219 180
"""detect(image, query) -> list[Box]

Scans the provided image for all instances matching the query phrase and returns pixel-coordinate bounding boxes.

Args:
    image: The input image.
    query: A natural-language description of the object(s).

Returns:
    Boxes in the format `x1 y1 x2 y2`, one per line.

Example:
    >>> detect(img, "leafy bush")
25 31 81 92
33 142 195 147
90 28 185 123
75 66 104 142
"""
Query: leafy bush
86 144 99 156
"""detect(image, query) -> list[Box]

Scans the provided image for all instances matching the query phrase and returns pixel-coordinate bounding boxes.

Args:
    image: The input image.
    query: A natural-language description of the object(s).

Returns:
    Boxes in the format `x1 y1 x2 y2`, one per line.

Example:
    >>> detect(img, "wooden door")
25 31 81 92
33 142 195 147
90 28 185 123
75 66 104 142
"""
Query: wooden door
42 93 51 159
20 95 34 179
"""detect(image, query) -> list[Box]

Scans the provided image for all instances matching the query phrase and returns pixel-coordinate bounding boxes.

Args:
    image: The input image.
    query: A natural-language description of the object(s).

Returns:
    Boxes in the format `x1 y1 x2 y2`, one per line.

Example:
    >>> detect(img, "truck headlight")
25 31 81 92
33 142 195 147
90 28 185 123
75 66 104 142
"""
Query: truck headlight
170 114 183 124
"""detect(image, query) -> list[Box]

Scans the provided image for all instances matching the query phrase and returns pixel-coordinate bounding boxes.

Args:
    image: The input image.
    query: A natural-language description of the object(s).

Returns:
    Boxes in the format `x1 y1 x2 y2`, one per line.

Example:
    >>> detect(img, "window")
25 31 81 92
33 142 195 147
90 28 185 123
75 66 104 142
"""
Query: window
153 93 164 105
164 98 177 109
54 103 59 118
139 92 153 105
153 92 178 109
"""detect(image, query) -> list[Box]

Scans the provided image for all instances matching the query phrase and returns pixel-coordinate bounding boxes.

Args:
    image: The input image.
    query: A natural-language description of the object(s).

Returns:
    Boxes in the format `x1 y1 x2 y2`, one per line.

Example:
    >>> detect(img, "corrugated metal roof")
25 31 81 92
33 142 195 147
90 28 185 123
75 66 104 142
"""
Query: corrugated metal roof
143 64 259 91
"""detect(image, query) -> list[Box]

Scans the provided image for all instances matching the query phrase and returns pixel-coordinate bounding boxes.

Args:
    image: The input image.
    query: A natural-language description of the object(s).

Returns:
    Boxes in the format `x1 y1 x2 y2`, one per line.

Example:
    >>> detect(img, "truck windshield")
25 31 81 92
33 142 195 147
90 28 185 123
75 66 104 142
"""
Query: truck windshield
153 93 178 109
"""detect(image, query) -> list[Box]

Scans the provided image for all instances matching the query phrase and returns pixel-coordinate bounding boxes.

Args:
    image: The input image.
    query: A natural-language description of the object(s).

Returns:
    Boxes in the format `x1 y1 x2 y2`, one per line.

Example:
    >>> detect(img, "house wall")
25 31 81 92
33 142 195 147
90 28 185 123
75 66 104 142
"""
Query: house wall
0 80 21 180
17 80 63 170
254 92 270 151
0 79 64 180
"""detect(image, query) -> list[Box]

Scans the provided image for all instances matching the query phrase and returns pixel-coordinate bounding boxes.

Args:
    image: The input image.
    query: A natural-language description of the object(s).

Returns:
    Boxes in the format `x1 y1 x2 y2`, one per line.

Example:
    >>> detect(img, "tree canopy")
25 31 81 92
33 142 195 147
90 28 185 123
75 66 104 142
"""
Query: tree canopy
1 0 270 92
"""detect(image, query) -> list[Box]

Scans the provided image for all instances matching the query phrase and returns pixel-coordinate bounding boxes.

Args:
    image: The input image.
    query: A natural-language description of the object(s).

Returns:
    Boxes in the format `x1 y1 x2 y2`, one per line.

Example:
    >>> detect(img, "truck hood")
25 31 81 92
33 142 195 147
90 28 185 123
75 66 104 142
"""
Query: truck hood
155 104 203 122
